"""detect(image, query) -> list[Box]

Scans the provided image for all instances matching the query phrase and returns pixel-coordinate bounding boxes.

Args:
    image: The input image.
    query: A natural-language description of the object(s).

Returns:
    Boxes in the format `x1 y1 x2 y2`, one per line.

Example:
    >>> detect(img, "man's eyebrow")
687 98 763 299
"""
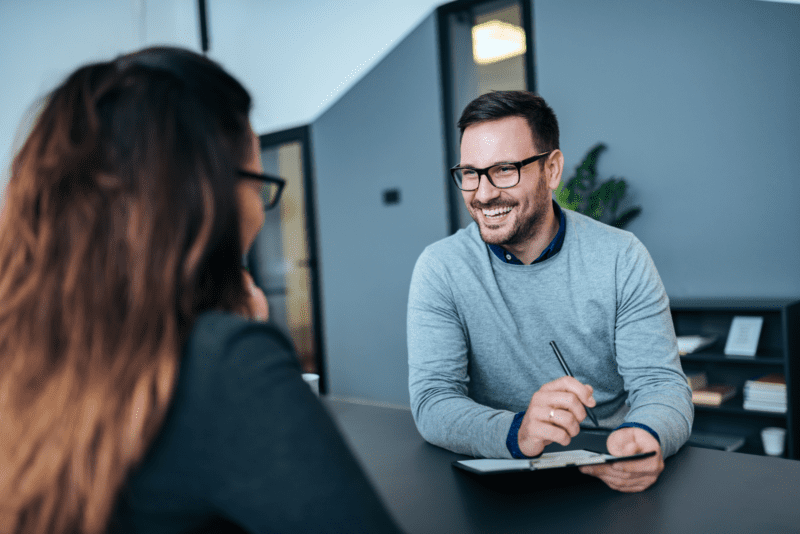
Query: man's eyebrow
457 160 516 168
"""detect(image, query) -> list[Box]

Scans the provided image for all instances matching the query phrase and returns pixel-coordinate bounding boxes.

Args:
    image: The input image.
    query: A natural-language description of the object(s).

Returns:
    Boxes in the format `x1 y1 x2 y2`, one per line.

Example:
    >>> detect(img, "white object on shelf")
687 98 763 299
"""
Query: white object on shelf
724 316 764 357
761 427 786 456
677 335 718 356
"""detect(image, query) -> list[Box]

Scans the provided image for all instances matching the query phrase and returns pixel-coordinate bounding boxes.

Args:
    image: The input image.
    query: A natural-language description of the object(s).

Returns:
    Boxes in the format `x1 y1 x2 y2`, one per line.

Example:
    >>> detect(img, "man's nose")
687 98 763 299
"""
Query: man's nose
473 172 500 203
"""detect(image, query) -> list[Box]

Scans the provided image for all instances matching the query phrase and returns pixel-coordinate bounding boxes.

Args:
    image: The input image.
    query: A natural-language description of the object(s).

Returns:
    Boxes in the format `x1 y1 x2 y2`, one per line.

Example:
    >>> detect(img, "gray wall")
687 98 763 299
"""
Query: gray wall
311 13 449 405
312 0 800 404
0 0 199 199
534 0 800 298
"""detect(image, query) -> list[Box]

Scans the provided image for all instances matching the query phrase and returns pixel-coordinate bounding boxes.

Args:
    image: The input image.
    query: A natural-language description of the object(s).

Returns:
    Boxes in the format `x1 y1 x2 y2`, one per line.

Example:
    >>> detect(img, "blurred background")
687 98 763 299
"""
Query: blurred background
1 0 798 407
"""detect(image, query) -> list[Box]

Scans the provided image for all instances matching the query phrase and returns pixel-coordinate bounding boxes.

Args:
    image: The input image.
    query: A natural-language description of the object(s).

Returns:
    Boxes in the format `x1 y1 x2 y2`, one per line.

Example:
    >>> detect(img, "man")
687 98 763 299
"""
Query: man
407 91 692 492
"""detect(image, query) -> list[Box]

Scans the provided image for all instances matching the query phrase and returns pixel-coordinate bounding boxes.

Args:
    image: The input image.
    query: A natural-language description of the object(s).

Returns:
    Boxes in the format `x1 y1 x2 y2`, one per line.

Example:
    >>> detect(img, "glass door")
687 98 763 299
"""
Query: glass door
438 0 535 232
247 126 325 390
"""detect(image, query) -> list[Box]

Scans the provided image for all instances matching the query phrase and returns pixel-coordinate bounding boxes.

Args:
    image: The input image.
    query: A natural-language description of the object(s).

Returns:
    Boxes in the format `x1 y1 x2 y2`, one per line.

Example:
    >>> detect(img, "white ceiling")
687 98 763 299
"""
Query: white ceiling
0 0 444 190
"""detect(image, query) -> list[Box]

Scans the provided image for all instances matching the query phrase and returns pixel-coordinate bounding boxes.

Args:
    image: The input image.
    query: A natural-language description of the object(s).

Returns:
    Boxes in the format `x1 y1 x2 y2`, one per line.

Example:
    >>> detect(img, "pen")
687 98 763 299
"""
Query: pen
549 340 599 427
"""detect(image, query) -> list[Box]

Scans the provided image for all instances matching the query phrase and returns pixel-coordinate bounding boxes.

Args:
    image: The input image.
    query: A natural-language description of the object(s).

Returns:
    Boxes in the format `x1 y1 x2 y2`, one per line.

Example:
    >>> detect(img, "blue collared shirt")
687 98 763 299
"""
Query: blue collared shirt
487 201 566 265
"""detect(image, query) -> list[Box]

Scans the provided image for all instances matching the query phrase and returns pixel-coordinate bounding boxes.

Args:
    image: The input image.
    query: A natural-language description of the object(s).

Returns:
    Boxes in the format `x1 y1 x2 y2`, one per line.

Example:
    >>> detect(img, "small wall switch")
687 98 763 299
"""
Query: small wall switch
383 188 401 205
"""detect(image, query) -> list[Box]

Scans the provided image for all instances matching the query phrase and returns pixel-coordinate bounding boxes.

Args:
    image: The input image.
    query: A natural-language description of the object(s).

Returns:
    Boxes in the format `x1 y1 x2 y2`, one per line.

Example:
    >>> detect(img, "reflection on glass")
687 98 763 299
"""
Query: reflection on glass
446 0 528 230
255 142 317 373
472 20 526 65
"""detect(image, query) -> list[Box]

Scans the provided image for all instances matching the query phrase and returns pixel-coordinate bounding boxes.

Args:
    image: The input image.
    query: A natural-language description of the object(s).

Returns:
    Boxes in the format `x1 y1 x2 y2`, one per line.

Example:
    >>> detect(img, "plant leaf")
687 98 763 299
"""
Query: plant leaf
611 207 642 229
554 182 580 210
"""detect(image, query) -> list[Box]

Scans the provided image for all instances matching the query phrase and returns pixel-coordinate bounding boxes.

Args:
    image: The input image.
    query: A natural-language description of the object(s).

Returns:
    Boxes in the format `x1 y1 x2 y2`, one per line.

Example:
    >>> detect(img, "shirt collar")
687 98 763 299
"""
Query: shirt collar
488 201 566 265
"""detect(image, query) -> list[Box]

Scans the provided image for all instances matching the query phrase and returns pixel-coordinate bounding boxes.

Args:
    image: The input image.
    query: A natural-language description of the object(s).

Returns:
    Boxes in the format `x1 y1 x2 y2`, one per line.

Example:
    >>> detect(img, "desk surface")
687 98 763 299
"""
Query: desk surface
325 398 800 534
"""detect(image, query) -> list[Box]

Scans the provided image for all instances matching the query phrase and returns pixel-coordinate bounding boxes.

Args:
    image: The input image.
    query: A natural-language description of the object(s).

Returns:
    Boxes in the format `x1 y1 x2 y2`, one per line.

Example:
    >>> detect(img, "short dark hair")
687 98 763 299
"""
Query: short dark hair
457 90 559 153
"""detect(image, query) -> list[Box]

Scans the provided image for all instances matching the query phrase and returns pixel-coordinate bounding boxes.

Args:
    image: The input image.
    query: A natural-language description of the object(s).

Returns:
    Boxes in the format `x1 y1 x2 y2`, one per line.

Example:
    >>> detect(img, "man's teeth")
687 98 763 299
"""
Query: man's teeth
482 206 512 217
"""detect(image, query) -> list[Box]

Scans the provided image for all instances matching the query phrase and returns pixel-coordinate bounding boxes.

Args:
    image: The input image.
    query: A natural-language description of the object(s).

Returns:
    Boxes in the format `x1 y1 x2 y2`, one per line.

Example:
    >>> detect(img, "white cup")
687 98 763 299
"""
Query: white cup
302 373 320 396
761 427 786 456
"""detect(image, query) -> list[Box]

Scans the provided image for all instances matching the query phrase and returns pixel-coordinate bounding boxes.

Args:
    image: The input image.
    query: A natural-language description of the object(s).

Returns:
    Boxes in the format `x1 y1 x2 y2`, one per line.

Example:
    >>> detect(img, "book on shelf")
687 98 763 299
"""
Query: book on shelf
745 390 787 403
742 400 787 413
743 373 786 413
677 335 718 356
745 373 785 390
685 371 708 391
687 431 745 452
692 384 736 406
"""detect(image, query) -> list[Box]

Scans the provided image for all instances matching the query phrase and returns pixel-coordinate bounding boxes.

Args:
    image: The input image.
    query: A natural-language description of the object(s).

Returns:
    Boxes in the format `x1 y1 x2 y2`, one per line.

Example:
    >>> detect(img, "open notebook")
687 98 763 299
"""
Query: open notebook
454 449 655 475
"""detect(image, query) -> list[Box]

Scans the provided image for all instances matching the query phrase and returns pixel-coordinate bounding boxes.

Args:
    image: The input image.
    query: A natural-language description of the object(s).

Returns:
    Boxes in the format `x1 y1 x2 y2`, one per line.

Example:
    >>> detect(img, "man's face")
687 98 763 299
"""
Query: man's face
459 116 558 250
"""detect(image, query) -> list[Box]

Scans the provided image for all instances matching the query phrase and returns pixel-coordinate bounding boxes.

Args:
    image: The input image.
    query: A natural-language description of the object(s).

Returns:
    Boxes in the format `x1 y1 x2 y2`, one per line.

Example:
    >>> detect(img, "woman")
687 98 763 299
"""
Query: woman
0 47 400 533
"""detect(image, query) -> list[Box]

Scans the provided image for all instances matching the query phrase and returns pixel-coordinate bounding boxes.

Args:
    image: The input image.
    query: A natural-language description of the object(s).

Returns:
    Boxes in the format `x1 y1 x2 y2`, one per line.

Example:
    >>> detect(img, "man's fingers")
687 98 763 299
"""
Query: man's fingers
518 407 577 455
614 457 661 474
580 429 664 494
528 409 574 444
539 376 596 406
536 406 581 438
530 390 590 425
581 453 662 478
579 463 659 492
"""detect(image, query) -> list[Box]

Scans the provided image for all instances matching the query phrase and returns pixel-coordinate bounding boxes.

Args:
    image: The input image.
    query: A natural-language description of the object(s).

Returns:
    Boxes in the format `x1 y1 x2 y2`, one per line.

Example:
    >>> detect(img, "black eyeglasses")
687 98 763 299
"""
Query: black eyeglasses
450 152 551 191
237 169 286 210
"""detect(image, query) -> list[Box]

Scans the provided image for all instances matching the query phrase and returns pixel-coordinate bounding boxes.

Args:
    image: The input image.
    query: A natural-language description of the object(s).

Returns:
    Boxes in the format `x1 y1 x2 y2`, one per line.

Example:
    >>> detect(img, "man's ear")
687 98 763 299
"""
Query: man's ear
546 149 565 191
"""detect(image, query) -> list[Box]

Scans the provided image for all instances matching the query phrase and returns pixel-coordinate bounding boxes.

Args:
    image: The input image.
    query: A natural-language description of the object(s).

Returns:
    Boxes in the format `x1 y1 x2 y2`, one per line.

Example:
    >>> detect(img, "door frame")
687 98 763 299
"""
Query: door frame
249 125 327 394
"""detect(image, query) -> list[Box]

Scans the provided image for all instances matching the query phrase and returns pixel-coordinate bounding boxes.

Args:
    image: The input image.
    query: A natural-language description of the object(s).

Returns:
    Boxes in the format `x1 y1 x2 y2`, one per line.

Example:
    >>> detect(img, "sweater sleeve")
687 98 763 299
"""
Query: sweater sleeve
614 238 694 458
184 315 403 533
407 249 515 459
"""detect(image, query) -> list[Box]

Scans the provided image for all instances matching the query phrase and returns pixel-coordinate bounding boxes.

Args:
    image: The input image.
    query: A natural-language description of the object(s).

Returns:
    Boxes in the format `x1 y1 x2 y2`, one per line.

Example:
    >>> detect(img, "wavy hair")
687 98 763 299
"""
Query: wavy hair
0 47 252 533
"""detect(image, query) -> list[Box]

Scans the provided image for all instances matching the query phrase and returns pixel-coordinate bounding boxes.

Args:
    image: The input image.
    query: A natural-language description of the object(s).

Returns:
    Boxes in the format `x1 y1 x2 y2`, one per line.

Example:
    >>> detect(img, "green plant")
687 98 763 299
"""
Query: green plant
554 143 641 229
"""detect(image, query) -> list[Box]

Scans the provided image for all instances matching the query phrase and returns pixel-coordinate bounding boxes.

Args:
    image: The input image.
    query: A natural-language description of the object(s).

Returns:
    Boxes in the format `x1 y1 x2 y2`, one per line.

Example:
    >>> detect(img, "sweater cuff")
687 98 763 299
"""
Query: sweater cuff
615 422 661 444
506 411 532 459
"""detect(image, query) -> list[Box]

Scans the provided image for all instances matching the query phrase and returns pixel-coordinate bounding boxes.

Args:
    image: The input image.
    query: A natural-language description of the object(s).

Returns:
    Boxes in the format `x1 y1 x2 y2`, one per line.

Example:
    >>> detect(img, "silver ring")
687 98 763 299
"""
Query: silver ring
549 409 555 419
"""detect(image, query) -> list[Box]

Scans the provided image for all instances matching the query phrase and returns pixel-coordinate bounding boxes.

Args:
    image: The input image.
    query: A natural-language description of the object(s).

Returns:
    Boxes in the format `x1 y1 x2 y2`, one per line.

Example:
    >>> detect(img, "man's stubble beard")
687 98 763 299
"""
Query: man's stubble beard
473 175 551 248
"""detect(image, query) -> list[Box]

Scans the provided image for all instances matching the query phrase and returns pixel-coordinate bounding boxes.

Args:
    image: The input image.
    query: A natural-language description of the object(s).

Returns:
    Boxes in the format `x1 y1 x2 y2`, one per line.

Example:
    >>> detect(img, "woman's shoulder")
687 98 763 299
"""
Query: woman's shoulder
187 311 294 359
180 311 299 392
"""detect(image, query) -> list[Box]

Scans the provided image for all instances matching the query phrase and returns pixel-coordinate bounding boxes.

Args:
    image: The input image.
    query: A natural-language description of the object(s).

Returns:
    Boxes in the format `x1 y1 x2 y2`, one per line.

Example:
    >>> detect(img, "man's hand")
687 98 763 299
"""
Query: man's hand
517 377 596 457
578 427 664 492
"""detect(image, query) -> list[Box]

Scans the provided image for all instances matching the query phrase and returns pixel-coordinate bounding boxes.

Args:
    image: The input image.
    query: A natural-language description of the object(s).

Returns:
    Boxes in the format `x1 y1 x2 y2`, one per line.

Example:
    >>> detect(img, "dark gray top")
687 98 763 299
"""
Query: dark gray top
112 311 401 533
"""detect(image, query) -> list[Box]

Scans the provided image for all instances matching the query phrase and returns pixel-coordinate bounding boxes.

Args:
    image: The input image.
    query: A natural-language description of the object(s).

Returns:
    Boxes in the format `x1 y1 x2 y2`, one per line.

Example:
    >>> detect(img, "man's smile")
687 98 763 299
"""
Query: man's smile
481 206 513 219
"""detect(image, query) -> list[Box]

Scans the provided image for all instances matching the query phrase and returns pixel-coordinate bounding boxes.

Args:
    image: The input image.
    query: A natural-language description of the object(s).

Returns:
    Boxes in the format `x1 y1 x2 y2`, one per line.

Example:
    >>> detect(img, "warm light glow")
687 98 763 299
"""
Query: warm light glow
472 20 526 65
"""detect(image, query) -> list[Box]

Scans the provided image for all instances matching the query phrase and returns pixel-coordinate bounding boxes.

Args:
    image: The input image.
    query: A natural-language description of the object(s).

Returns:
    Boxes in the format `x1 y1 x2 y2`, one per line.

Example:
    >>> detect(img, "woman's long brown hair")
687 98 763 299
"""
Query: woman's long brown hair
0 47 252 533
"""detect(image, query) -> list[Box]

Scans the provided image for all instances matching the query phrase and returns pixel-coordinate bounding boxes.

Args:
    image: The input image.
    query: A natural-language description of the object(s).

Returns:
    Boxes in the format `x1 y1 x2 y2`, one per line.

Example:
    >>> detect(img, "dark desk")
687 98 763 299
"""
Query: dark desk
325 398 800 534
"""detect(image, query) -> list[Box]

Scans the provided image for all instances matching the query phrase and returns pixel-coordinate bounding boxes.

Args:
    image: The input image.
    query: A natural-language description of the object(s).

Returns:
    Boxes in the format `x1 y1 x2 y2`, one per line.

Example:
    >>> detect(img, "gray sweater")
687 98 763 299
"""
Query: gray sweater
407 209 693 459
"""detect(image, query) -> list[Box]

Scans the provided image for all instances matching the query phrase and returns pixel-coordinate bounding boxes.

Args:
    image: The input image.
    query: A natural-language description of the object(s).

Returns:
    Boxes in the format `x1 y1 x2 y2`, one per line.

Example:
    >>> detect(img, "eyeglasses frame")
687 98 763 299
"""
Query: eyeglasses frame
237 169 286 210
450 151 552 191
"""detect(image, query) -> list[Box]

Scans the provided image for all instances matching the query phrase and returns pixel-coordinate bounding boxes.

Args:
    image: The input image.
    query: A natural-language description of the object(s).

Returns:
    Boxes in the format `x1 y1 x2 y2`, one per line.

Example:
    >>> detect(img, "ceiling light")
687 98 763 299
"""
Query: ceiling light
472 20 526 65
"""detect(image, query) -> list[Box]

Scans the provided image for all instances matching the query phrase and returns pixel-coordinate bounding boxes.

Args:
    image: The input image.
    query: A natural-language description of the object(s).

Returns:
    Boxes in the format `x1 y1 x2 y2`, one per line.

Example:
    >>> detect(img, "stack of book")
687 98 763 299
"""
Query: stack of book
743 373 786 413
686 371 736 407
686 371 708 390
692 384 737 407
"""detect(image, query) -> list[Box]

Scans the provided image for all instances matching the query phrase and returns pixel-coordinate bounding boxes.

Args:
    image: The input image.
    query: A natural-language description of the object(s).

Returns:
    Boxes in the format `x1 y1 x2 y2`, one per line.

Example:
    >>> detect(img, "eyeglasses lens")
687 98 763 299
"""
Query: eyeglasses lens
455 165 519 191
261 183 280 209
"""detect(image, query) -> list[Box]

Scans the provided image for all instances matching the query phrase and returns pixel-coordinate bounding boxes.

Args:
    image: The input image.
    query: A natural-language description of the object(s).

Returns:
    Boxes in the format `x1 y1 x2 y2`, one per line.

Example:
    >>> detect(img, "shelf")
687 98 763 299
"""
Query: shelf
680 352 784 366
670 298 799 459
693 403 787 418
670 297 799 311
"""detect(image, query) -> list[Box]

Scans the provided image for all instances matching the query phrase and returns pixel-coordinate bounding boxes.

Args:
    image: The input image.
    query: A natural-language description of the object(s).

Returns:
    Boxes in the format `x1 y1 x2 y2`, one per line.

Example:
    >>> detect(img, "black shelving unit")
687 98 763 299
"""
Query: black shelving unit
670 298 800 458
